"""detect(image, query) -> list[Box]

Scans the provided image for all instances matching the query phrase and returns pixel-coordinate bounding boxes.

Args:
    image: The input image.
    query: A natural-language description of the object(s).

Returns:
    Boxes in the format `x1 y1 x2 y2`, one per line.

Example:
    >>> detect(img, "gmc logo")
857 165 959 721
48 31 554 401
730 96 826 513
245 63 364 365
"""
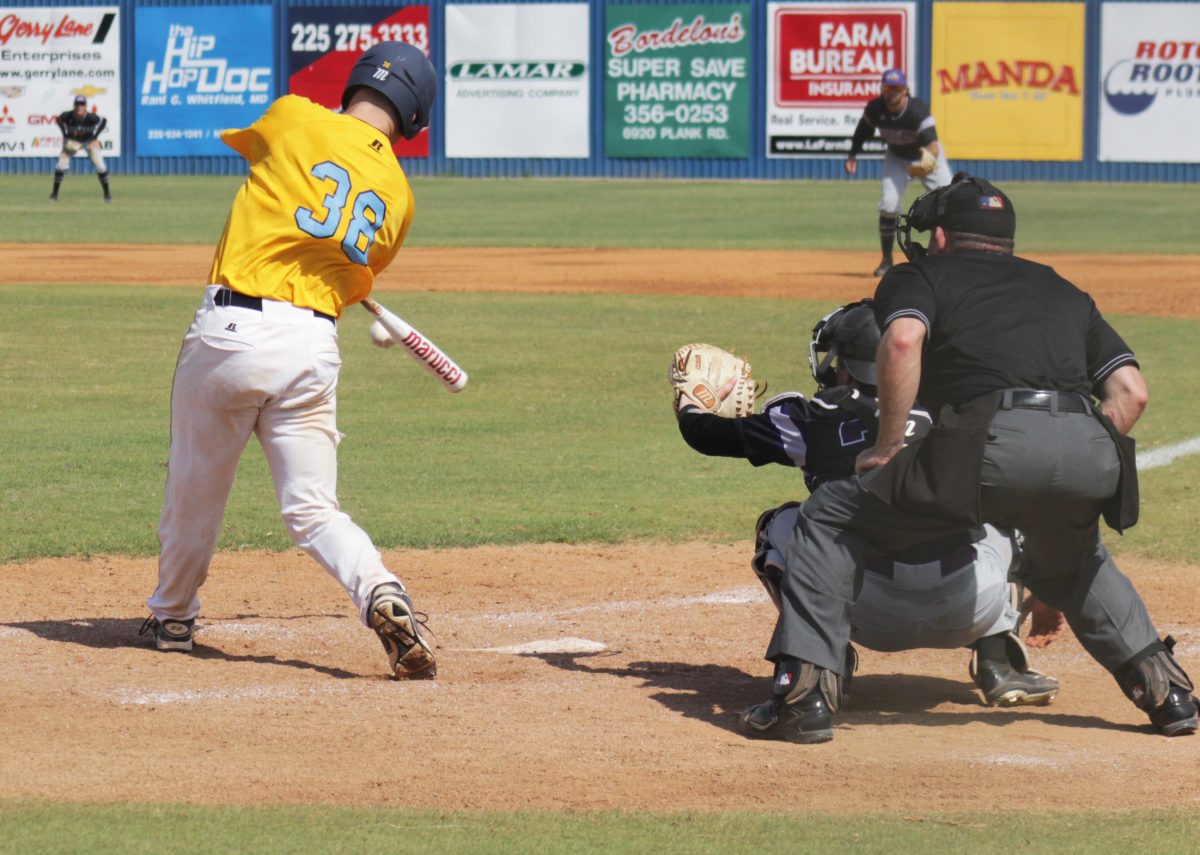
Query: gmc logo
28 114 58 125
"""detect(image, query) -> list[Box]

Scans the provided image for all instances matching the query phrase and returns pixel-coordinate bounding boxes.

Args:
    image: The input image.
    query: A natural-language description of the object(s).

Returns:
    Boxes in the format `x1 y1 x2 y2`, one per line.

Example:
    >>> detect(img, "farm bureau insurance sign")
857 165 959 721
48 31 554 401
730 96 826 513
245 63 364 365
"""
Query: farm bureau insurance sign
1099 2 1200 162
604 5 749 158
444 4 589 158
931 2 1083 161
135 6 273 157
0 7 121 158
288 5 431 158
767 2 915 158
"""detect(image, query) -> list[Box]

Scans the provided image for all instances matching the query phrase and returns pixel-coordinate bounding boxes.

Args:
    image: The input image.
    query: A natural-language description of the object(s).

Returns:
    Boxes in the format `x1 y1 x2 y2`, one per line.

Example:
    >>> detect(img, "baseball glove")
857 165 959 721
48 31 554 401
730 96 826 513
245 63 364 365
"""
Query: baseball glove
906 147 937 177
669 343 756 418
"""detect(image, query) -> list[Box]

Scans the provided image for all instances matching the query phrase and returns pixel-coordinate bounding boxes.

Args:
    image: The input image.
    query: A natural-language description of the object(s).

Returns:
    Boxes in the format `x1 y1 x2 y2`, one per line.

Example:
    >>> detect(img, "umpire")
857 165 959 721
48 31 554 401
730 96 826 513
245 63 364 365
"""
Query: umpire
743 172 1198 744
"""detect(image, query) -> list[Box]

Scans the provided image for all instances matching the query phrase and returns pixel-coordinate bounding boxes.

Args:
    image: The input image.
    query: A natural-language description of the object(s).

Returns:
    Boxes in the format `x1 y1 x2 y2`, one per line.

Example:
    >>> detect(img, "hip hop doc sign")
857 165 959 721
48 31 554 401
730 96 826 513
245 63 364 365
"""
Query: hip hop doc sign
135 6 274 156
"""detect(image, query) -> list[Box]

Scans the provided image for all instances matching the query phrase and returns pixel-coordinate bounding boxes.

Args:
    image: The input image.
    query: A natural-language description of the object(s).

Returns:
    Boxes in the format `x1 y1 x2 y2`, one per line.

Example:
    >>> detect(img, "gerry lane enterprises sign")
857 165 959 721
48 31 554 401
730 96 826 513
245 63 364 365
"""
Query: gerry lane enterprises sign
604 5 750 158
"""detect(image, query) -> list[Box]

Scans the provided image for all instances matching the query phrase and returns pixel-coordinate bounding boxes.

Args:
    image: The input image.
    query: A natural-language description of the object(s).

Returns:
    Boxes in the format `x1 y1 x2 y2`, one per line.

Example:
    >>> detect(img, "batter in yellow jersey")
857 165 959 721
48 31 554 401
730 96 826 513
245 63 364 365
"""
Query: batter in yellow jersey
210 94 416 318
145 43 441 681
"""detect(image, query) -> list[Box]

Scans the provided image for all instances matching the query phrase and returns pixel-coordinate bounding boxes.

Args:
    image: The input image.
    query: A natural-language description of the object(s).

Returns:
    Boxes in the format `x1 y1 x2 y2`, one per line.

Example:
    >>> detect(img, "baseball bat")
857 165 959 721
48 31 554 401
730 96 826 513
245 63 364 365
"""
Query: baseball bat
360 297 468 393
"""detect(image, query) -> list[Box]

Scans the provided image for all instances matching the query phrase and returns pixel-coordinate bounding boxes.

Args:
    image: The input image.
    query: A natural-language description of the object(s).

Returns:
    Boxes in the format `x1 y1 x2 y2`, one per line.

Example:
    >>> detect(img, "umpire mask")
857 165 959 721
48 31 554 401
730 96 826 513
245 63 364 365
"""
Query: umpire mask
896 172 1016 262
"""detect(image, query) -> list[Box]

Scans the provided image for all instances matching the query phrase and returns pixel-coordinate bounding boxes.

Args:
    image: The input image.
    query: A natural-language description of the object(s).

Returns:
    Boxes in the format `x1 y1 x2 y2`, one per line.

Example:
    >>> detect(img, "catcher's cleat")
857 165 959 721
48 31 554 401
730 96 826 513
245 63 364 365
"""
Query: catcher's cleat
138 615 195 652
741 693 834 744
368 583 436 680
872 258 892 277
1149 687 1199 737
970 659 1059 707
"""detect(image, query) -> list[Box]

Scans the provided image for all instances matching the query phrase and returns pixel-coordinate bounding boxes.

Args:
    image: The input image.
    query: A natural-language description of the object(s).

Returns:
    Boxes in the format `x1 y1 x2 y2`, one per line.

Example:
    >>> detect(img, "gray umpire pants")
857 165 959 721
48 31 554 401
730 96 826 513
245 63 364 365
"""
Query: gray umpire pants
768 402 1160 675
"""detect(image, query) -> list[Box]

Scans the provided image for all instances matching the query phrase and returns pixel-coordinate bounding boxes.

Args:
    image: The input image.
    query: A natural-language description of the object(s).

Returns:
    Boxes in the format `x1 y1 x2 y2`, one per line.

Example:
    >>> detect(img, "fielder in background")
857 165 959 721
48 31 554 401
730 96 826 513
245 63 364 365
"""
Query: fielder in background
50 95 112 203
141 42 439 680
844 69 950 277
672 304 1060 711
751 173 1198 744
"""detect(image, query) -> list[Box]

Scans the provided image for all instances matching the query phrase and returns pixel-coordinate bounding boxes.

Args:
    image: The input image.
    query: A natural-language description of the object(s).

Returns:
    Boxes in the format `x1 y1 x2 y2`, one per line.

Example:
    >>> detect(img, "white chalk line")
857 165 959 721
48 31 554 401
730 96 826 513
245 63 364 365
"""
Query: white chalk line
1138 435 1200 471
479 586 766 623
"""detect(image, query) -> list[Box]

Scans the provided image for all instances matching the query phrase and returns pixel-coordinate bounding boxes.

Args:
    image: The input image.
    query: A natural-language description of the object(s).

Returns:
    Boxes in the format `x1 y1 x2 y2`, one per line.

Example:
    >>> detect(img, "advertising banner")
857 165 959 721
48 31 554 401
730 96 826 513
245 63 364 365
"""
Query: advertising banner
444 3 589 158
766 2 915 158
931 2 1083 161
1099 3 1200 163
604 4 750 158
288 5 431 158
0 7 121 158
135 6 273 157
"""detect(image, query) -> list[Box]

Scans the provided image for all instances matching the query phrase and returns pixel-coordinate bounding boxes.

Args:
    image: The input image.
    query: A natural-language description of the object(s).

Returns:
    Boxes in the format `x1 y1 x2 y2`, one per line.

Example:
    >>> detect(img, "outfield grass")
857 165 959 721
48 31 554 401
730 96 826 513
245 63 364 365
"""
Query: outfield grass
1 286 1197 564
2 174 1198 253
1 803 1199 855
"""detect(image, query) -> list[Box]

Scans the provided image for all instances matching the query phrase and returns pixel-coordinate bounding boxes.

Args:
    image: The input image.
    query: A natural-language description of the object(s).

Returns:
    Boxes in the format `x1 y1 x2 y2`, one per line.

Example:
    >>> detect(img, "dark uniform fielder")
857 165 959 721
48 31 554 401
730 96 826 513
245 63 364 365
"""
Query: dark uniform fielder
845 69 951 277
51 95 111 202
743 173 1198 744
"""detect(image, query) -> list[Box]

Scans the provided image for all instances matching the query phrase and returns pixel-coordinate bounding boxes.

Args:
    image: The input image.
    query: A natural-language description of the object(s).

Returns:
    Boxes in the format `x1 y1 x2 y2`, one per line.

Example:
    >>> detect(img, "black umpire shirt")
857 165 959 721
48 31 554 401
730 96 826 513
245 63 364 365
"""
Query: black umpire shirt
873 250 1138 414
56 110 107 144
849 96 938 161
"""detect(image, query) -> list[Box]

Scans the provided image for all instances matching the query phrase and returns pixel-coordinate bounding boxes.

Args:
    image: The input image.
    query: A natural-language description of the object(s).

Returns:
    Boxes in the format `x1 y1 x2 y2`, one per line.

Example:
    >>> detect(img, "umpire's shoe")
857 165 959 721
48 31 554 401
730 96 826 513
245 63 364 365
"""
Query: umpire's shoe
368 583 436 680
138 615 195 652
741 658 843 744
1116 637 1199 736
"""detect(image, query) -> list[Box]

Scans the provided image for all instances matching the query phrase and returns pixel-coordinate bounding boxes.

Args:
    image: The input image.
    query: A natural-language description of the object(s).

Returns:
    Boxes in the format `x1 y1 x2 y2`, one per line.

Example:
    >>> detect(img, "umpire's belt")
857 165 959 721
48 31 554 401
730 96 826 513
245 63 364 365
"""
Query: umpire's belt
215 287 336 324
999 389 1090 415
864 544 976 581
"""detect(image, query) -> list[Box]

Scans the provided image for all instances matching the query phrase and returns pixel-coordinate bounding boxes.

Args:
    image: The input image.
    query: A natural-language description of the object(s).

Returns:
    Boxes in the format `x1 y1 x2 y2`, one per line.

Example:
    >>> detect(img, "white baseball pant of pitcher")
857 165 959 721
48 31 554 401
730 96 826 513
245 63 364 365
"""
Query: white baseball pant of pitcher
149 285 404 625
879 148 952 215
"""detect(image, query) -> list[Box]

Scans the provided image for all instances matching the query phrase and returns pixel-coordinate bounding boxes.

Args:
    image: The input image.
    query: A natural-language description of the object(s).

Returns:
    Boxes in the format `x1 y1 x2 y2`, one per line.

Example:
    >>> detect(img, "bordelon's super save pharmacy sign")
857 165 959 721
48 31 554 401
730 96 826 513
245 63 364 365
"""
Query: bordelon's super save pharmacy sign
774 4 910 107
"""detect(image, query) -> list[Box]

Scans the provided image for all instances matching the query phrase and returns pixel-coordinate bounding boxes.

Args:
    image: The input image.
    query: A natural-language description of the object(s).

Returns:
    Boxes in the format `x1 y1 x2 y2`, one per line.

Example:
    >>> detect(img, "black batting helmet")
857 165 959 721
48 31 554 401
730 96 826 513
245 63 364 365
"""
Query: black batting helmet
809 299 880 389
342 41 437 140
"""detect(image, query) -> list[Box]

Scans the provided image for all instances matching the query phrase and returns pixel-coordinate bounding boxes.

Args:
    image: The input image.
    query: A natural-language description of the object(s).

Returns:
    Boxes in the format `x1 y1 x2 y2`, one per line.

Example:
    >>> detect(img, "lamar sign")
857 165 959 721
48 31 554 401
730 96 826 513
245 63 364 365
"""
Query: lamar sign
774 5 909 107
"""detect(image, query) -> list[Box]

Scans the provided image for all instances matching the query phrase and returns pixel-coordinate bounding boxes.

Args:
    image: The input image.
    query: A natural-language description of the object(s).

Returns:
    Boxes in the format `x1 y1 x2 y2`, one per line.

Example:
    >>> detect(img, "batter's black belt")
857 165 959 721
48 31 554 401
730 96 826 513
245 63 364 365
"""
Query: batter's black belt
999 389 1090 414
214 287 336 323
864 544 976 581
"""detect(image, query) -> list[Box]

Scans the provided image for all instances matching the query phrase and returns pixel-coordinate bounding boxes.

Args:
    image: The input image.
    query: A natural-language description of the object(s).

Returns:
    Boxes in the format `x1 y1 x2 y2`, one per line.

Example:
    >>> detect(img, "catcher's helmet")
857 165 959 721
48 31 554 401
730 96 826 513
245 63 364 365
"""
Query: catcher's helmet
809 299 880 389
342 41 437 140
897 172 1016 262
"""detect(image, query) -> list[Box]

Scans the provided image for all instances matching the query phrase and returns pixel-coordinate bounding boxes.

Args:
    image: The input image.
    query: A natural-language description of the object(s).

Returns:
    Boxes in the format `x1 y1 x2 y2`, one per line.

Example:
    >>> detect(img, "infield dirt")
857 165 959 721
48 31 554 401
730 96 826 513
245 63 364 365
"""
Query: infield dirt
2 245 1198 812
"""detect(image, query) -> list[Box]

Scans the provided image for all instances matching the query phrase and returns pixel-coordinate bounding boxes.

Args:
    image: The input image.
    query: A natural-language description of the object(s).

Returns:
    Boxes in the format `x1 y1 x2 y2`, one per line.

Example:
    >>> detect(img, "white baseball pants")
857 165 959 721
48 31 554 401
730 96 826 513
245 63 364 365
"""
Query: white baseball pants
879 148 952 215
58 139 107 173
149 285 403 626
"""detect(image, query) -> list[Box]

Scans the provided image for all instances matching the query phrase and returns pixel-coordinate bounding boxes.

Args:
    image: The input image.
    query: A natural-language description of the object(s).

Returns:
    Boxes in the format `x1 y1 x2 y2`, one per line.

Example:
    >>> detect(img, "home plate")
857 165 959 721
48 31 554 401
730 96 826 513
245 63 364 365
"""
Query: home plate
478 638 608 655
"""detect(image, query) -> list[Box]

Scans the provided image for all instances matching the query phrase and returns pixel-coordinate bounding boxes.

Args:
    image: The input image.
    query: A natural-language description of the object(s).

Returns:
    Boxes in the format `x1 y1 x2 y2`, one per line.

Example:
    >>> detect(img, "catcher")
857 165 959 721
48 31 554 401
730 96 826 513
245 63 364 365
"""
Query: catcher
50 95 112 203
669 302 1064 710
844 69 951 277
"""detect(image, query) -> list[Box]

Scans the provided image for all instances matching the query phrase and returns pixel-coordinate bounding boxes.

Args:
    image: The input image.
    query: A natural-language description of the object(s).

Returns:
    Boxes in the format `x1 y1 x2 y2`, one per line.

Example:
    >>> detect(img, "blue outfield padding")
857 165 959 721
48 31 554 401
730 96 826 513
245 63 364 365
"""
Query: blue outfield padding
0 0 1197 181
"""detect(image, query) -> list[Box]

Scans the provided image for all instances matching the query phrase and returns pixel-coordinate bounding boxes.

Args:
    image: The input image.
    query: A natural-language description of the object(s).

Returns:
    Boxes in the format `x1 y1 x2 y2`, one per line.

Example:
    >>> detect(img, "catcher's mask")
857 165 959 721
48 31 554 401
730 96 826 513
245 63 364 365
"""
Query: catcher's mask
809 299 880 389
342 41 437 140
896 172 1016 262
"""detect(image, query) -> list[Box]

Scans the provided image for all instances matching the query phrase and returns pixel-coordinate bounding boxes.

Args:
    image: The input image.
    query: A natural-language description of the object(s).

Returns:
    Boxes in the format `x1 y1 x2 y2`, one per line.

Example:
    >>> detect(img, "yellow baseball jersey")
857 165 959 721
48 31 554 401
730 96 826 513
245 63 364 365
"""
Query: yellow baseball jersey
209 95 415 318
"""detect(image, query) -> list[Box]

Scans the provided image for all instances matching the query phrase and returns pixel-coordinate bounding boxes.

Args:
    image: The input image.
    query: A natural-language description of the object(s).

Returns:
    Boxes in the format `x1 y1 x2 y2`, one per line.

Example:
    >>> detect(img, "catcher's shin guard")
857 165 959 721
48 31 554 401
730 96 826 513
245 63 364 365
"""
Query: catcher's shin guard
368 583 436 680
741 657 846 744
750 502 802 612
1115 637 1198 736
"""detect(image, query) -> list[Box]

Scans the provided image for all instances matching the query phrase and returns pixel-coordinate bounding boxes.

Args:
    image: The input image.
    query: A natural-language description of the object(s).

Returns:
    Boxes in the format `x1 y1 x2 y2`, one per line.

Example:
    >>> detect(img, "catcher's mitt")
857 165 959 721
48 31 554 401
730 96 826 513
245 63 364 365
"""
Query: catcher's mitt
669 343 756 418
906 147 937 177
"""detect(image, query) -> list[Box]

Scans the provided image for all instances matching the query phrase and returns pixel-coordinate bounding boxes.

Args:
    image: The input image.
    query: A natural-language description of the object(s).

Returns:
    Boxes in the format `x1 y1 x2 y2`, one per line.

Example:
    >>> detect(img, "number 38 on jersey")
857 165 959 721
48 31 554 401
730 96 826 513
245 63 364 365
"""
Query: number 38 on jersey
294 161 385 266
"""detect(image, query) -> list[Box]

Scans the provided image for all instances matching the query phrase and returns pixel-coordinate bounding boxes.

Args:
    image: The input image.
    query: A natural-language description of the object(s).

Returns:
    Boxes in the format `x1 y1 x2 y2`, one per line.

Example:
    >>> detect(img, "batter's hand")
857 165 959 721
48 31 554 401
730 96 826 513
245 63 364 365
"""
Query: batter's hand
844 157 858 176
1022 596 1067 649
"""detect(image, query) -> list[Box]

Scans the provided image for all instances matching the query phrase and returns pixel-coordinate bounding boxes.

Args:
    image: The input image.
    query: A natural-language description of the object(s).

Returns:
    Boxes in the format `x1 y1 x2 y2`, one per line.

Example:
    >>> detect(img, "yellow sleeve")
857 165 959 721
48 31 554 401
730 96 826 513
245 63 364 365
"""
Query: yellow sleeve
219 96 305 164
